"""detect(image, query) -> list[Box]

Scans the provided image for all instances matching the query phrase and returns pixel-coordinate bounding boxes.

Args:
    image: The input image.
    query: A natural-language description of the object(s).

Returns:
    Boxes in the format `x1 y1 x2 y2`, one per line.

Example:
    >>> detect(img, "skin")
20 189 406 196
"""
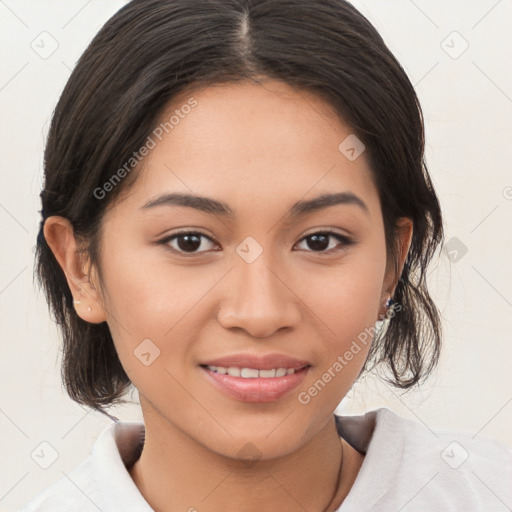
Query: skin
44 79 413 512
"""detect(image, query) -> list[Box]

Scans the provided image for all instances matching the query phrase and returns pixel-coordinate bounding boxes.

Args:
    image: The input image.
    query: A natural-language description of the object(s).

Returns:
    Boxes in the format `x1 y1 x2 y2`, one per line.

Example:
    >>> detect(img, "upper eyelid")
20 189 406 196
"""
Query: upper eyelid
161 229 352 252
162 228 350 241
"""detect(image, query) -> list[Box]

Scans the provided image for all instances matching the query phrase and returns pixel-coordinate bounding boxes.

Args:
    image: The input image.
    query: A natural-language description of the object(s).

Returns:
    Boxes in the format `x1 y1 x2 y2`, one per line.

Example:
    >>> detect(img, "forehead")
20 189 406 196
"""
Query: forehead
112 80 380 220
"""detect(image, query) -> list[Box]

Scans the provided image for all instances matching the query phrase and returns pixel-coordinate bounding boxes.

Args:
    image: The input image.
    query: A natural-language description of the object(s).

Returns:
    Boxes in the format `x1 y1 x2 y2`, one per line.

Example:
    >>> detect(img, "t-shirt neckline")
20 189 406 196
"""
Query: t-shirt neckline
93 408 403 512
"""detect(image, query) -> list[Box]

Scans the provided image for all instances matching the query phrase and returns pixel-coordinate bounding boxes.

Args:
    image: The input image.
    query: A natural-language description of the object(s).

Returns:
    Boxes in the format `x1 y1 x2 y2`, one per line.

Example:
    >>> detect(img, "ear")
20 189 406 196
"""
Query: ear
379 217 413 316
43 216 107 324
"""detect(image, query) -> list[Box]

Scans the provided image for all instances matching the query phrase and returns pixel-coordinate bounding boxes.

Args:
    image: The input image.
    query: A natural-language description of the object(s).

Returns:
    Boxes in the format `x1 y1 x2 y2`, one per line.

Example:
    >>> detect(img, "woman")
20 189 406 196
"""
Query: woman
21 0 512 510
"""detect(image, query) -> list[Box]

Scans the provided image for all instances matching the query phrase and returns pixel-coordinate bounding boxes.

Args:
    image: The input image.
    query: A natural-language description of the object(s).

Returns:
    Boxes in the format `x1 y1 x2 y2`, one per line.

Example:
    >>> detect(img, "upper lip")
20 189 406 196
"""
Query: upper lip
201 353 311 370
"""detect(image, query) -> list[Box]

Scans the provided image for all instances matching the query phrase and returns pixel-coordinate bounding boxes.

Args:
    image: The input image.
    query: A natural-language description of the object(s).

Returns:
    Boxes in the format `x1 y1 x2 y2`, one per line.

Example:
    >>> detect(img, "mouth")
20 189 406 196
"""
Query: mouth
203 365 306 378
199 356 311 403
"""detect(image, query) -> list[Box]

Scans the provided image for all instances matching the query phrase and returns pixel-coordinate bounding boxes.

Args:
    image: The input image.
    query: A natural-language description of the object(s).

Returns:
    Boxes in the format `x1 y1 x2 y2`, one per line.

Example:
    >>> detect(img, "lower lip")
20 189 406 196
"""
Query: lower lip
200 365 310 403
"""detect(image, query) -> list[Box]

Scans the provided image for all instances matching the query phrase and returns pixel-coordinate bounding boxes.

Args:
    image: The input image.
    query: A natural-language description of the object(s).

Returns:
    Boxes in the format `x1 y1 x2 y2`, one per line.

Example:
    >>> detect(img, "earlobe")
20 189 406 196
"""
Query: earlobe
43 216 107 324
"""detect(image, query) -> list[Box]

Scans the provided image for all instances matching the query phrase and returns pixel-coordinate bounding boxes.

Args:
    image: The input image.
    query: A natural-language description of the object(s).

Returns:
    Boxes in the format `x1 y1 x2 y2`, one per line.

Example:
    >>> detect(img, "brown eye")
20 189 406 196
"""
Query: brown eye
158 229 354 257
296 231 354 254
160 231 217 254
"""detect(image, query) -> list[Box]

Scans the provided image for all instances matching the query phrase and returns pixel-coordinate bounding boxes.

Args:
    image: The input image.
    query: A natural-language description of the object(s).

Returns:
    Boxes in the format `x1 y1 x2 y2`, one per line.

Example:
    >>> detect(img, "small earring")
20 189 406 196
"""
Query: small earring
73 297 91 312
377 297 393 322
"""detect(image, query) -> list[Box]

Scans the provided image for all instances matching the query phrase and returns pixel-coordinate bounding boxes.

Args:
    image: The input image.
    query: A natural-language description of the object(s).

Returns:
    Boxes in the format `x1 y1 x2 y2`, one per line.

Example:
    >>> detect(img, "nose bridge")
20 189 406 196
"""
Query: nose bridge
239 252 283 303
217 239 301 336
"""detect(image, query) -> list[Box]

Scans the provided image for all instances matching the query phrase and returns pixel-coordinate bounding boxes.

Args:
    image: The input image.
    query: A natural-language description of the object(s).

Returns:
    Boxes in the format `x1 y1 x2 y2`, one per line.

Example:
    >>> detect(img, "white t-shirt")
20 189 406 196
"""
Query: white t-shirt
18 407 512 511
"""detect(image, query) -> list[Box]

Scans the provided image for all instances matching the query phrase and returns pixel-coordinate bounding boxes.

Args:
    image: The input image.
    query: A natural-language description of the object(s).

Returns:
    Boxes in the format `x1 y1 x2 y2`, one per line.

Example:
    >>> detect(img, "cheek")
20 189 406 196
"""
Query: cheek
306 255 386 338
97 242 214 372
294 262 385 434
299 246 386 392
101 242 206 327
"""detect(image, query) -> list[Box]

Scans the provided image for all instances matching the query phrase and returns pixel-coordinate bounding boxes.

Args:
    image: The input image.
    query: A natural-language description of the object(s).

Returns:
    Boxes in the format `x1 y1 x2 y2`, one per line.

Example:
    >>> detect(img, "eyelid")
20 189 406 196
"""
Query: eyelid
295 229 355 255
301 226 352 238
158 229 218 254
160 226 351 241
158 227 355 256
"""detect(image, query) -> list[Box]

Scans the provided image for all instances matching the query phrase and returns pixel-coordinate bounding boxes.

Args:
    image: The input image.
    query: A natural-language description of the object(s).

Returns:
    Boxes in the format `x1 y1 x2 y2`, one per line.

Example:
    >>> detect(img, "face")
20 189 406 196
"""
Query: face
49 79 412 460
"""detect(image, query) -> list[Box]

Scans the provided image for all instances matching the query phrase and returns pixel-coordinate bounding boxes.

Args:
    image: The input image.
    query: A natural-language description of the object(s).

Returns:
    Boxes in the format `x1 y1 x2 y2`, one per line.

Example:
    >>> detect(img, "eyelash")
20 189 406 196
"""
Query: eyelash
158 229 355 257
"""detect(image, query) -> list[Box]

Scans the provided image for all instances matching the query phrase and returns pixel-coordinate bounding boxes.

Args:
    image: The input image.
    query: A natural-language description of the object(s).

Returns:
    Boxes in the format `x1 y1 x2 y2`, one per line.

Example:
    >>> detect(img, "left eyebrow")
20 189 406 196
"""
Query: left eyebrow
287 192 369 218
139 191 370 218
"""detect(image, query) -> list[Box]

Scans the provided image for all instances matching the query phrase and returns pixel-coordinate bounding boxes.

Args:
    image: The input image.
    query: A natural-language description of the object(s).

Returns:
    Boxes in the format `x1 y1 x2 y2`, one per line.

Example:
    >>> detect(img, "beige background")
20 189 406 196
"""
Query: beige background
1 0 511 510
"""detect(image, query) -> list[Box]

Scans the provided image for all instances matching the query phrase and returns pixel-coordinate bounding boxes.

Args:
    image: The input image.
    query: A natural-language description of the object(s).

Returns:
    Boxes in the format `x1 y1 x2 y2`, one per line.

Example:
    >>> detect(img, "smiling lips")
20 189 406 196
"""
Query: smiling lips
206 366 298 378
200 353 311 403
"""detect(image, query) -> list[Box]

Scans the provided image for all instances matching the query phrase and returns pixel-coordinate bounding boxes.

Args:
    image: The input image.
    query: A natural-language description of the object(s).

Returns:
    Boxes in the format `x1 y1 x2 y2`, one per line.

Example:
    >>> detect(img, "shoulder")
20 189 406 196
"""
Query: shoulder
17 419 147 512
382 407 512 470
337 407 512 511
17 456 106 512
376 408 512 510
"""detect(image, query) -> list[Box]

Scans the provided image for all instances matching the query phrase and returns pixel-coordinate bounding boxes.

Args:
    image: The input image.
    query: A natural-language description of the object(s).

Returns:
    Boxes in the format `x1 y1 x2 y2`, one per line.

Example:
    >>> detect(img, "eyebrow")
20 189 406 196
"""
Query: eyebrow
139 191 369 218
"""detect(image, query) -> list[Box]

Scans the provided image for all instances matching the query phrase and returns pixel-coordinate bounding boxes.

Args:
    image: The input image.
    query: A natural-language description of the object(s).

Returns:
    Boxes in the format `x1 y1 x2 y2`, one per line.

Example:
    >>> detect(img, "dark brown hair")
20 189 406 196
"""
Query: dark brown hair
35 0 444 418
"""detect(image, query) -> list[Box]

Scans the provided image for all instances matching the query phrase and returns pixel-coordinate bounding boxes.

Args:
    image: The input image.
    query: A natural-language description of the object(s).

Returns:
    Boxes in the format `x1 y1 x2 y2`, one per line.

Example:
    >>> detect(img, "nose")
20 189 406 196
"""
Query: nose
216 254 302 338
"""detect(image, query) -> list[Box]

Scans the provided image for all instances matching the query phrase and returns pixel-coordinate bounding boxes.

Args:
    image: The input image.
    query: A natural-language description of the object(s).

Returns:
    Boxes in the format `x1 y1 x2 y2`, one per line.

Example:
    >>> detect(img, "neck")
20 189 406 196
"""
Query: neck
128 405 359 512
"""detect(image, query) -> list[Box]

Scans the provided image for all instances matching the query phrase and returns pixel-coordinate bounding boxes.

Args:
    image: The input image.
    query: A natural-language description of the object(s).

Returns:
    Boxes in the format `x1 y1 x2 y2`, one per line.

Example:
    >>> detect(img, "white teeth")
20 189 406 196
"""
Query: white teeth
206 365 300 378
227 367 241 377
240 368 259 378
207 365 223 373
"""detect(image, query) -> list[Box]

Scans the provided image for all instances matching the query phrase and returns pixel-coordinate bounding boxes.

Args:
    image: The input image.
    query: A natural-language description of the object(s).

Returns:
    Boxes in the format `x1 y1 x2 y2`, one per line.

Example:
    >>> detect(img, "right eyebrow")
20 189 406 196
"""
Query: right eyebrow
139 191 369 219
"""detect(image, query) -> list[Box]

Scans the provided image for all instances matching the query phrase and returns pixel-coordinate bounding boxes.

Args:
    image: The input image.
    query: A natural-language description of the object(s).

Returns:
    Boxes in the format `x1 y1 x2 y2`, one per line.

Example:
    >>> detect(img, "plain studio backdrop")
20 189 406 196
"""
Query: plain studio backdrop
1 0 511 510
